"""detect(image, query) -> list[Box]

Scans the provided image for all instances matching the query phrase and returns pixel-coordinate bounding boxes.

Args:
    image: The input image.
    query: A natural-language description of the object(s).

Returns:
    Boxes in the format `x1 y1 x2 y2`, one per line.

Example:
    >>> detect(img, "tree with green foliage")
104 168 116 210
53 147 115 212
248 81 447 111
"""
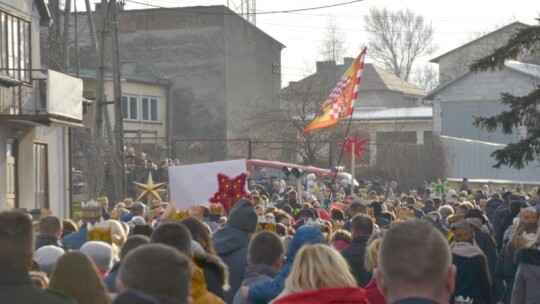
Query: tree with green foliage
470 18 540 169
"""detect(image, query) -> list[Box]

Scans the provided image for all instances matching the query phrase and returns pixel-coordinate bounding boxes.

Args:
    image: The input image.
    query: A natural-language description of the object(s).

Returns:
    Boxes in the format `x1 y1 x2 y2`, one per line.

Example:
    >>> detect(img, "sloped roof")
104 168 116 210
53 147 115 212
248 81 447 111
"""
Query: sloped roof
284 63 425 97
506 61 540 78
424 60 540 100
351 107 432 121
429 21 529 63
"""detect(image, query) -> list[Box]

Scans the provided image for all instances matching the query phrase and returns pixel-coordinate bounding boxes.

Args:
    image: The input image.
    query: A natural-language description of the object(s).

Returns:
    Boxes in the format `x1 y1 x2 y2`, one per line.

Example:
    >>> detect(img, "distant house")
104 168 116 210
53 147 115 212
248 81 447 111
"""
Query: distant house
429 22 529 85
0 0 83 217
73 4 284 161
77 69 172 160
424 61 540 182
284 58 429 166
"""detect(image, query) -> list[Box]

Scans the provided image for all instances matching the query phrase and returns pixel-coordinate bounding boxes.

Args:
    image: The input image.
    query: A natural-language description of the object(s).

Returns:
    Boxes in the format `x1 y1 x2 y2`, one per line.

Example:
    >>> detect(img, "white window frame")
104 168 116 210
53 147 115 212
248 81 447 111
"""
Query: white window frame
141 96 159 123
0 11 31 82
122 95 139 121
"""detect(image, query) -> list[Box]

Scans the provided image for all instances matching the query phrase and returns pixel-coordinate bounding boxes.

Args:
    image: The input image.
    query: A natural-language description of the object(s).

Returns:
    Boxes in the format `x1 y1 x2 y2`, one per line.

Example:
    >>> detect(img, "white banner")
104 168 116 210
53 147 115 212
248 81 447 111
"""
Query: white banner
46 70 83 121
168 159 247 210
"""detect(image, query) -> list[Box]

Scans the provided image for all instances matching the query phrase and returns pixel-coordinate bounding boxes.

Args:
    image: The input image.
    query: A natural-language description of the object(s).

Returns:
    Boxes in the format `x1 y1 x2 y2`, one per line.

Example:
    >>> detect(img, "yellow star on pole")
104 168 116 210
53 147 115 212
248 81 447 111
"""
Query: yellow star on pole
133 173 166 202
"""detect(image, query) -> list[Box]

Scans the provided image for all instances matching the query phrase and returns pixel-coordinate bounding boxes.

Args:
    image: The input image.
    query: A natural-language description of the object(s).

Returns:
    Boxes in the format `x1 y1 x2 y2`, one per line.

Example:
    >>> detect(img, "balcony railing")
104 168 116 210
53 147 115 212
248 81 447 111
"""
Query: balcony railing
0 70 83 125
0 77 47 115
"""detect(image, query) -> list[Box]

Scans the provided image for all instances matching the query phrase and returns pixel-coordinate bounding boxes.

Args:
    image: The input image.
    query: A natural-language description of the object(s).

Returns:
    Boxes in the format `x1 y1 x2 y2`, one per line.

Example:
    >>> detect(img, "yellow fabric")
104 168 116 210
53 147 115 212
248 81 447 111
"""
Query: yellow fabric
190 265 225 304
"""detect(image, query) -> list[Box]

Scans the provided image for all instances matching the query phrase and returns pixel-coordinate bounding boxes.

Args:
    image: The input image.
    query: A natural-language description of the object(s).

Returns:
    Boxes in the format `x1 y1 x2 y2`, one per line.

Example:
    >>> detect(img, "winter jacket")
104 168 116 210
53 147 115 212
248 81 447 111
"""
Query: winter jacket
364 279 386 304
511 247 540 304
0 267 75 304
213 227 250 303
113 289 185 304
191 265 225 304
341 235 372 287
451 242 493 304
193 252 230 301
61 223 88 250
483 198 502 222
407 205 425 219
272 286 369 304
35 234 63 251
248 225 326 304
473 227 498 280
232 265 278 304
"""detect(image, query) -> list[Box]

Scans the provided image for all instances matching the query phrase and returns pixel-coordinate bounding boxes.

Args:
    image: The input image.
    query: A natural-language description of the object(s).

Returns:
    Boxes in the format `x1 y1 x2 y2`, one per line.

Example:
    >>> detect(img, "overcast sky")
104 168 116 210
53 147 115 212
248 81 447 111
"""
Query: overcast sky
75 0 540 86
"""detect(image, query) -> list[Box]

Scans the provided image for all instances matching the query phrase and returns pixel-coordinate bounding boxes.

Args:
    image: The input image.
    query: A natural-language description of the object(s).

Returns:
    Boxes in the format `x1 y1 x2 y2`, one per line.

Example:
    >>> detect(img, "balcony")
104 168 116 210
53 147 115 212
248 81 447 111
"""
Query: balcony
0 70 84 127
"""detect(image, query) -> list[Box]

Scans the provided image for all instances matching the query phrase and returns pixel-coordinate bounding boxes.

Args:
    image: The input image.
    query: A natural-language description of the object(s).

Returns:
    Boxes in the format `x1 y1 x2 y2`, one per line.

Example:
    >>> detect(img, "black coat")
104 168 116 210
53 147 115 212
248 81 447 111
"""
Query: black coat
341 235 372 287
473 227 498 281
451 253 493 304
408 206 425 219
483 198 502 222
0 268 75 304
35 235 63 251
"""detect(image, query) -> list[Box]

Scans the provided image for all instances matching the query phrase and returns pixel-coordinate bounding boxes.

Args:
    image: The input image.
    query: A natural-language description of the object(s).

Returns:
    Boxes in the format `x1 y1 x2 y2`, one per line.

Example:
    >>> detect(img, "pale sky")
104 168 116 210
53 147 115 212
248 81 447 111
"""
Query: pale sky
75 0 540 86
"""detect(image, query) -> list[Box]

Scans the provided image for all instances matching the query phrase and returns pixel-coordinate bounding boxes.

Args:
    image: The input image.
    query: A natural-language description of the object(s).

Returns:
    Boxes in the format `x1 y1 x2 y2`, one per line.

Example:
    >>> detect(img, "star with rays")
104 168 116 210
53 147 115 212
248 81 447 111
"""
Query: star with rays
134 173 166 202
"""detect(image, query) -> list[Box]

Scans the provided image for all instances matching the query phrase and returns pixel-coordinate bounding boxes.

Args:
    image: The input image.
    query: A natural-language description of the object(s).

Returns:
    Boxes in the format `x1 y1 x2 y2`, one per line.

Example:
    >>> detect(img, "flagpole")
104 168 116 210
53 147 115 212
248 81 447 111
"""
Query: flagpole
331 113 354 187
351 141 355 198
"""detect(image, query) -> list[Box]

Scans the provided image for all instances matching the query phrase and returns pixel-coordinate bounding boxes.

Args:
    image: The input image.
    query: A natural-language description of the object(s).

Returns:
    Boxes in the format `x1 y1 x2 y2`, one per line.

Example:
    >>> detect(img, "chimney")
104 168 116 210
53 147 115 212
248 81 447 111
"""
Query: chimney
316 60 336 73
343 57 354 67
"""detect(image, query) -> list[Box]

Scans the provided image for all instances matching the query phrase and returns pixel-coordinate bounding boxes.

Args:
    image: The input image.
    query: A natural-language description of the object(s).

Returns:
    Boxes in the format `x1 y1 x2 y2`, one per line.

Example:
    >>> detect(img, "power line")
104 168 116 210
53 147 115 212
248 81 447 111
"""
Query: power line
124 0 364 15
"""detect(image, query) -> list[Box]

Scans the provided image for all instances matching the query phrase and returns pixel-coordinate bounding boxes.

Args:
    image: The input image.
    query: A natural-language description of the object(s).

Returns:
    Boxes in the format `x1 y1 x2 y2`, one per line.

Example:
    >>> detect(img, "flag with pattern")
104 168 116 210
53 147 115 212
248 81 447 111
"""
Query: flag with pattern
303 47 367 133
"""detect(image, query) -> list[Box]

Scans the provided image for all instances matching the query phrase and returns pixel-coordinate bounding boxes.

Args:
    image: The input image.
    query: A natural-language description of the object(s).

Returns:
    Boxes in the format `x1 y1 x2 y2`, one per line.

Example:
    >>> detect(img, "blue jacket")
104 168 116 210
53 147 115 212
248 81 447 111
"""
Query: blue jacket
248 225 326 304
232 265 278 304
61 224 88 250
213 227 250 304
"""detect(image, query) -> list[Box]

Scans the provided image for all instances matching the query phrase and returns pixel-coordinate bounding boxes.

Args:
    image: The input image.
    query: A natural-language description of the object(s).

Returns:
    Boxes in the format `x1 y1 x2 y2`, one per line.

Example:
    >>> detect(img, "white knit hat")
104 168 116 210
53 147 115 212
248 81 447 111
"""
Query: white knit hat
80 241 114 272
34 245 65 274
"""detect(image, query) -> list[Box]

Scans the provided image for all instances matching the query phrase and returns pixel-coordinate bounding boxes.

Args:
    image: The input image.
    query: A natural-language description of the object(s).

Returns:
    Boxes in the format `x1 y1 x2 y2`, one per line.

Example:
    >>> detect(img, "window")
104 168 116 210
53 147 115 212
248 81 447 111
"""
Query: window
0 11 31 82
142 97 159 122
34 143 48 210
122 95 139 120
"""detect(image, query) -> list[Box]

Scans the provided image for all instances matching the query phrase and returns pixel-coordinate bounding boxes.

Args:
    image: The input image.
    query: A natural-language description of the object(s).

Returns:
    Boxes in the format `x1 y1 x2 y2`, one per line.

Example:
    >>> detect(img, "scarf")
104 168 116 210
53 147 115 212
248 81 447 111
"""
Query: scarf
451 241 483 258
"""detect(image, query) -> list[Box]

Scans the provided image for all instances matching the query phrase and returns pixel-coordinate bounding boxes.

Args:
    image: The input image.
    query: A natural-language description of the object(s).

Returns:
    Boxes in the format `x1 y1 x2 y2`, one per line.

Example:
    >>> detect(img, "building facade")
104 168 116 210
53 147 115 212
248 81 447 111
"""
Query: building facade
74 5 284 161
0 0 83 217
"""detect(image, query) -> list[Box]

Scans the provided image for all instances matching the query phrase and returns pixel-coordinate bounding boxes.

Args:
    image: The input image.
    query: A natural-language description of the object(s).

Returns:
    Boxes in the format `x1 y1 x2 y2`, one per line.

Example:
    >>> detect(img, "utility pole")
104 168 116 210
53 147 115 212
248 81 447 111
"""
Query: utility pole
94 0 108 137
111 0 125 200
61 0 71 72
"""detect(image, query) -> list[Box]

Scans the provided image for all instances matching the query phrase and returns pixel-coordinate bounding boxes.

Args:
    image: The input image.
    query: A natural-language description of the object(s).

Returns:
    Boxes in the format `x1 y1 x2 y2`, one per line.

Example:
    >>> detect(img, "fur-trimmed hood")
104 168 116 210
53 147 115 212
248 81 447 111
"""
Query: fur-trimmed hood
193 251 230 292
518 248 540 266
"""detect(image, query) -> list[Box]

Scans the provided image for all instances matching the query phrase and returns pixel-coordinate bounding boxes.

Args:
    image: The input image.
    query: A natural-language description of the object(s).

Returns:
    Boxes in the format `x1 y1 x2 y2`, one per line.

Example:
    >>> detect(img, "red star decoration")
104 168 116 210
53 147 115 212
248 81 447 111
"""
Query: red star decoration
209 173 251 215
338 131 370 163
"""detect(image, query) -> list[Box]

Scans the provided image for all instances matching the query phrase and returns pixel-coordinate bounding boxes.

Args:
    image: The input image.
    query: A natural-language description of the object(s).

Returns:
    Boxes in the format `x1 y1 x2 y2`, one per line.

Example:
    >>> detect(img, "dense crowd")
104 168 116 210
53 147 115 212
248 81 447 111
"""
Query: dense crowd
1 172 540 304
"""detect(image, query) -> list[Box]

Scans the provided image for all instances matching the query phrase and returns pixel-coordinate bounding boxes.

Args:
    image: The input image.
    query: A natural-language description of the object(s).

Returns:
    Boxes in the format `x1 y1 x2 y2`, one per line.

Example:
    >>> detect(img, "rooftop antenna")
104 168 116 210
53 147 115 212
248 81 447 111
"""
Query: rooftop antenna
227 0 256 25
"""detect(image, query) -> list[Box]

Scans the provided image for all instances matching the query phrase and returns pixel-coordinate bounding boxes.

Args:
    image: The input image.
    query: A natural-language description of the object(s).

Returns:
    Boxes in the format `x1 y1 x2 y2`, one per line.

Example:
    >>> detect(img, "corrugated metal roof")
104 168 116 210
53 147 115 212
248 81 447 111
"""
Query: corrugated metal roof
506 61 540 78
351 107 432 121
424 61 540 100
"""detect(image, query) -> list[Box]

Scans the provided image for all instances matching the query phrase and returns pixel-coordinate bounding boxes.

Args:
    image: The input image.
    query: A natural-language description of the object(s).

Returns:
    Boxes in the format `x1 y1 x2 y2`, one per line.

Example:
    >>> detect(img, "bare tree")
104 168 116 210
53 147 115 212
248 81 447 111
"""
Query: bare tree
364 7 436 81
319 17 348 63
245 76 345 167
410 63 439 93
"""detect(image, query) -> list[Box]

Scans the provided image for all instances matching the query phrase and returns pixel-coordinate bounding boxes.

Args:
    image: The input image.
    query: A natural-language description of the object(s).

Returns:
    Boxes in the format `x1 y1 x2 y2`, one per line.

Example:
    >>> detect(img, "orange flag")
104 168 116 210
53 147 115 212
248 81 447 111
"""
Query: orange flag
303 47 367 133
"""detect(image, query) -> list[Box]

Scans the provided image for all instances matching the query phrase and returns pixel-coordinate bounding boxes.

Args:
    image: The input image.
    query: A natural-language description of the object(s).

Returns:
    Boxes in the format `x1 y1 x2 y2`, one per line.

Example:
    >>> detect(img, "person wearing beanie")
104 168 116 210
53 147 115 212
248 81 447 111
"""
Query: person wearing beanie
450 220 493 304
34 245 65 275
212 199 258 303
80 241 114 277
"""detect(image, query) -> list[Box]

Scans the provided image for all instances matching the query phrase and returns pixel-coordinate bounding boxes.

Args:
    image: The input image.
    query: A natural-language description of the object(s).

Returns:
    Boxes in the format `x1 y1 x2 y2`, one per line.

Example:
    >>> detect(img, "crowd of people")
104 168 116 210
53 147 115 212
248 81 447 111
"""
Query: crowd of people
2 172 540 304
